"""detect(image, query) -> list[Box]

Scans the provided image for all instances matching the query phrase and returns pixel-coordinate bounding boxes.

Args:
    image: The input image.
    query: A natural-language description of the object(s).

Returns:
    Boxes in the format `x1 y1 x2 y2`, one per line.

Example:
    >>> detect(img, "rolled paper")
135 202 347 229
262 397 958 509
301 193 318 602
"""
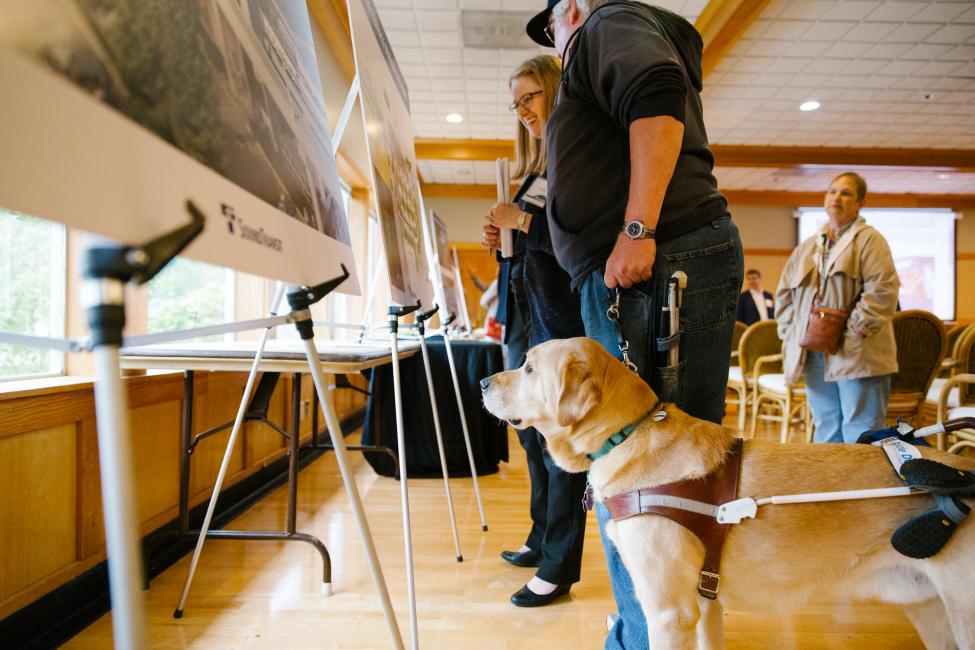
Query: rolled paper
496 158 513 258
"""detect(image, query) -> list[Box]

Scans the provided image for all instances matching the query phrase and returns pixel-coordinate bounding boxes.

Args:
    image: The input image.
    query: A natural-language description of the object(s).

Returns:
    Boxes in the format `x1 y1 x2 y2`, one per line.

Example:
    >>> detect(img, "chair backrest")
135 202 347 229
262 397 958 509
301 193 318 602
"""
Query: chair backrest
946 323 968 358
738 320 781 376
890 310 946 396
956 325 975 403
730 321 747 367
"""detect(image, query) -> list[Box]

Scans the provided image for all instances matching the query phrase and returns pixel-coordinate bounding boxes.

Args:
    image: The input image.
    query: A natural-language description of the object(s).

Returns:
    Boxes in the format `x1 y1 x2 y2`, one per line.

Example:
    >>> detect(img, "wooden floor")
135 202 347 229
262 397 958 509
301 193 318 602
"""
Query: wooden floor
67 414 925 649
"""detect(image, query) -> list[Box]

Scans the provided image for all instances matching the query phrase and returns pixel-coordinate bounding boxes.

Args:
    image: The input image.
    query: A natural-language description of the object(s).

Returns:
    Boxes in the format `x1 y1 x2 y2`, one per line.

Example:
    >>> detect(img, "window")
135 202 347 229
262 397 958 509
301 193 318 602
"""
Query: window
0 209 67 380
797 208 958 320
147 256 234 339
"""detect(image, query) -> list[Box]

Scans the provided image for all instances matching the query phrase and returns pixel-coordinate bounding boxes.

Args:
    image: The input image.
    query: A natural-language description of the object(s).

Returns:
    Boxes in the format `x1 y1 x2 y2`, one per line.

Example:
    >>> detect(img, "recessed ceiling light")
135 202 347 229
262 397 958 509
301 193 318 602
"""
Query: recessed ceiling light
445 113 464 123
938 173 950 180
799 101 821 112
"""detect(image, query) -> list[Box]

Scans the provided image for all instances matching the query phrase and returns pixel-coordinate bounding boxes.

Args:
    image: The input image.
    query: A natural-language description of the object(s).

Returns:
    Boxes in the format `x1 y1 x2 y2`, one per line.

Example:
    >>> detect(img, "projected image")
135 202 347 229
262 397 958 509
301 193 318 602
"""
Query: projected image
797 208 957 320
348 0 433 307
0 0 350 244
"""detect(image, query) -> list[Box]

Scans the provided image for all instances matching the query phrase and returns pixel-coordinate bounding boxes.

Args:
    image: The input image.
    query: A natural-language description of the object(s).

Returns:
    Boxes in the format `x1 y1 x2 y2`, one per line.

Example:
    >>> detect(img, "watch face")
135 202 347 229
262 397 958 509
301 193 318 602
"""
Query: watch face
625 222 643 238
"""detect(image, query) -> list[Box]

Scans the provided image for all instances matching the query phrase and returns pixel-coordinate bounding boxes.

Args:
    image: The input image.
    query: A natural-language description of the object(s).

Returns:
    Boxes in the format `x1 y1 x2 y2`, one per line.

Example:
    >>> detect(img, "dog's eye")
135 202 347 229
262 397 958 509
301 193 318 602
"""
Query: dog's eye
524 363 533 374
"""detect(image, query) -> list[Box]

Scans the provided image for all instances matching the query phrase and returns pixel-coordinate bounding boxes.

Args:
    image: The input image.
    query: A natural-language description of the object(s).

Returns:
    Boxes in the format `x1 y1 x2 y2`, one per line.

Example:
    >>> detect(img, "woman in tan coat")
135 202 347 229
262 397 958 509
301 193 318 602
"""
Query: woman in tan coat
775 172 899 443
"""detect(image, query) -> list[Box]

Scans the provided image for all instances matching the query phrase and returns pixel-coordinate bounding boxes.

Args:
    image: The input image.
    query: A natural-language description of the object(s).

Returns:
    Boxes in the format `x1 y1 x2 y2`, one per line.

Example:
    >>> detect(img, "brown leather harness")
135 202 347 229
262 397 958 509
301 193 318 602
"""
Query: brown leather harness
585 438 744 599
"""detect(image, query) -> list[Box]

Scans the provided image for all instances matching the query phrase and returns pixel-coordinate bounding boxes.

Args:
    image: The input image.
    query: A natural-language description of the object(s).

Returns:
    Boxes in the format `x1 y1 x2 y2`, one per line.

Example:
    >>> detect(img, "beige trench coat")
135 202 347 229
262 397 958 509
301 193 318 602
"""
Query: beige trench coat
775 216 900 386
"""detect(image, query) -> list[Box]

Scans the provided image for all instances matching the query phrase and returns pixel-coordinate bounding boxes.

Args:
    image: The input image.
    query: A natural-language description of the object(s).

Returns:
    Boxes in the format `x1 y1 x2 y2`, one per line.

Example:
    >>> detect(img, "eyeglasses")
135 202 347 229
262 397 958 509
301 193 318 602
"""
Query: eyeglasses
508 90 543 113
543 24 554 44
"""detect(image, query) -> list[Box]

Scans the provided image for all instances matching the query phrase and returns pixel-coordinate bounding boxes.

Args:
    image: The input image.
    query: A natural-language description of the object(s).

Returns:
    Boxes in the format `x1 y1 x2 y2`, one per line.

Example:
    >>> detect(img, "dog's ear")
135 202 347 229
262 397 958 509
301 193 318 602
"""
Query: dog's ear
556 359 602 428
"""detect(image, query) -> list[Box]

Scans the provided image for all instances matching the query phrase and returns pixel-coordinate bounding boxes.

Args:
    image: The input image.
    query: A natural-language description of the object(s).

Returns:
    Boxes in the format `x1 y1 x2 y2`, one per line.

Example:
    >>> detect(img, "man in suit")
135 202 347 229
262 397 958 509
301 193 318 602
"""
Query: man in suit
737 268 774 325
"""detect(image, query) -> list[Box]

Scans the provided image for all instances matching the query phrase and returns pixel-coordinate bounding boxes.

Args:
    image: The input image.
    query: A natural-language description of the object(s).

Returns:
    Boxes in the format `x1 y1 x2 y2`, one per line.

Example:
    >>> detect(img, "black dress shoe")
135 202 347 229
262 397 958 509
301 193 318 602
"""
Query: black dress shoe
510 583 571 607
500 548 542 567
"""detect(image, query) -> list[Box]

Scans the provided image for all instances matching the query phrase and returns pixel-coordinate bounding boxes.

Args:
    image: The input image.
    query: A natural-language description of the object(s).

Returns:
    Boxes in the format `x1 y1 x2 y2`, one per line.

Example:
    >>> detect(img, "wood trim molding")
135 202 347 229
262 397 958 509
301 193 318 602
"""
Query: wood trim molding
723 189 975 209
307 0 355 82
421 182 517 199
712 146 975 173
421 182 975 209
696 0 773 79
959 252 975 261
414 139 975 174
414 138 514 162
743 248 793 257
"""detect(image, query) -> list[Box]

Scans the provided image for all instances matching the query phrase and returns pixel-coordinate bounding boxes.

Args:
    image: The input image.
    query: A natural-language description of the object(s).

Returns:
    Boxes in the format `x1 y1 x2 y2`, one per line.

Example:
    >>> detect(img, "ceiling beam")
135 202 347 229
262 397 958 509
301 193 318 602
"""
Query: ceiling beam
414 138 515 162
712 146 975 173
722 190 975 209
307 0 355 82
695 0 773 79
414 138 975 173
422 183 975 209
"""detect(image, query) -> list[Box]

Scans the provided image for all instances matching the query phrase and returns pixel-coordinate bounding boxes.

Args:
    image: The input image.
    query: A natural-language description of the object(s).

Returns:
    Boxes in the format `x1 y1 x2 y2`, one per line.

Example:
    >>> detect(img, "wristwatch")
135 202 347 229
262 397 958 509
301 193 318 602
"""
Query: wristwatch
516 211 530 232
622 220 656 240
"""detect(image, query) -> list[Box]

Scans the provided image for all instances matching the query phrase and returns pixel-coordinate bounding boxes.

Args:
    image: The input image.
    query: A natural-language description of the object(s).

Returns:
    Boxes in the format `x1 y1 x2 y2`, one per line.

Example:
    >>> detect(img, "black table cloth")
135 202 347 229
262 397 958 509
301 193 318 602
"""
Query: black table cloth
362 337 508 477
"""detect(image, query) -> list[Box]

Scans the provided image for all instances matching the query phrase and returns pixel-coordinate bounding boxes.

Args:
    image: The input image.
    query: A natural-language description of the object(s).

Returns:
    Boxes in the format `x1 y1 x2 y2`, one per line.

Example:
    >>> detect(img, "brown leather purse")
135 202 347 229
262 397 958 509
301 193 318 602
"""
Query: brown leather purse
800 303 848 355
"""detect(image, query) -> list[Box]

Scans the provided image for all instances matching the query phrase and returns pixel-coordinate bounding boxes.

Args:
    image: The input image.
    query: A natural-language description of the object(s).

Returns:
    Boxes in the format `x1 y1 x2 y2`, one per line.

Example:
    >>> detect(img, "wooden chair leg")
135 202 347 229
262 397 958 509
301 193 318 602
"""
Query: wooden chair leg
750 391 762 438
737 386 747 432
780 393 792 444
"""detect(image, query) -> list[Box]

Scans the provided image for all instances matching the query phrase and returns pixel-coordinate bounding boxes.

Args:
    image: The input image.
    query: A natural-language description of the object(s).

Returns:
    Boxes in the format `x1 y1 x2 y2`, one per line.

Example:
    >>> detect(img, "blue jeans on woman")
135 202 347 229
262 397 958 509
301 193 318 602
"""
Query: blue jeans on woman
803 351 891 444
579 216 743 649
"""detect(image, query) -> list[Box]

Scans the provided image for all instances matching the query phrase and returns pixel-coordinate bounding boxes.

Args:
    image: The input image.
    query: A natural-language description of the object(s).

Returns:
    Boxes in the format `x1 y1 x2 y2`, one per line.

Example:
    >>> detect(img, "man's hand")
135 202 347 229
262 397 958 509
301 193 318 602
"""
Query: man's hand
604 235 656 289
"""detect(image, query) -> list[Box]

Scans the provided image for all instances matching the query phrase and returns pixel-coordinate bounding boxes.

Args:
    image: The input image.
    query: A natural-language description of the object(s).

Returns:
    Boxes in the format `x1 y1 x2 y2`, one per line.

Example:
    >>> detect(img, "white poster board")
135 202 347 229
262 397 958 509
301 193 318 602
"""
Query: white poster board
346 0 433 308
0 0 358 291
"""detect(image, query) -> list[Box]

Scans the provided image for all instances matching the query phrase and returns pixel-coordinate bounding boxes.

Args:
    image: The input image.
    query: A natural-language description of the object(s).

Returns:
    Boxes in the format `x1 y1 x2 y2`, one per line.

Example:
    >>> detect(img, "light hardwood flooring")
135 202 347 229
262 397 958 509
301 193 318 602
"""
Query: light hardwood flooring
67 412 924 649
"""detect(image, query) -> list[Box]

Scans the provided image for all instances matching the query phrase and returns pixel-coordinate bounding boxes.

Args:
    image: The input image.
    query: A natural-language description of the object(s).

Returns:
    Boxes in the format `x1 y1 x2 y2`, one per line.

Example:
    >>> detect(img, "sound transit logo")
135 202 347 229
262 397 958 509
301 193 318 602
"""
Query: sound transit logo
221 203 283 252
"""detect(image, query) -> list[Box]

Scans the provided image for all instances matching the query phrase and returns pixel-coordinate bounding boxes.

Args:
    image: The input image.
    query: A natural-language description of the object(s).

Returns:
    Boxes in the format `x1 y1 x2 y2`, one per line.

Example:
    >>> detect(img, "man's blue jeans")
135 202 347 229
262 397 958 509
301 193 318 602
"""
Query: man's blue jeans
580 216 743 649
803 351 892 444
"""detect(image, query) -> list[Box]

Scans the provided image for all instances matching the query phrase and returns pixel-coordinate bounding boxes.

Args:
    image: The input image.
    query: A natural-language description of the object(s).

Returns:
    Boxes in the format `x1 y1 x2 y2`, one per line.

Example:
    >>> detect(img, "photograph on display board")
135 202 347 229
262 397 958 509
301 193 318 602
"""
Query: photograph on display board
0 0 357 287
427 210 464 327
346 0 433 308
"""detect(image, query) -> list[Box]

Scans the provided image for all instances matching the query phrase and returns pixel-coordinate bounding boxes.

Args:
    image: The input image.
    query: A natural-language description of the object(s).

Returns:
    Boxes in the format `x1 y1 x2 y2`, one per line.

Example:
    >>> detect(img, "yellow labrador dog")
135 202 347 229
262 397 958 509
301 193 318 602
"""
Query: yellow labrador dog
481 337 975 649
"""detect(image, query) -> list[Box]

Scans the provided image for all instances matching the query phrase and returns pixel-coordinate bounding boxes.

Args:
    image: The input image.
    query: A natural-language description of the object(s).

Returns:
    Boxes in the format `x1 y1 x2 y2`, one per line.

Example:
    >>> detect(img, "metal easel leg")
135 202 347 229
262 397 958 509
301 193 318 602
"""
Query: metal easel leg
172 282 286 617
387 302 421 650
442 332 488 531
416 307 463 561
288 271 404 650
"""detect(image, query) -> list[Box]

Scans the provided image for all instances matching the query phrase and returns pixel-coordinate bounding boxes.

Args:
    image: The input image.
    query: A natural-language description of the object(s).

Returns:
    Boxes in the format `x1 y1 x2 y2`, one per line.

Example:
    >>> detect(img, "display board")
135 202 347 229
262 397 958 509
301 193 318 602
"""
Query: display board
0 0 358 291
421 209 465 331
346 0 433 308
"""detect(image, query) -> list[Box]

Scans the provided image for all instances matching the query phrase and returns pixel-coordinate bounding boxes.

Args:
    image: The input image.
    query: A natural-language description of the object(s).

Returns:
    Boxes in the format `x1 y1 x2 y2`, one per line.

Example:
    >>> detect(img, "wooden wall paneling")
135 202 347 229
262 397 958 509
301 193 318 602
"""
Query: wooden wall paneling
76 418 103 560
244 375 291 469
188 374 249 501
128 401 181 532
0 425 77 605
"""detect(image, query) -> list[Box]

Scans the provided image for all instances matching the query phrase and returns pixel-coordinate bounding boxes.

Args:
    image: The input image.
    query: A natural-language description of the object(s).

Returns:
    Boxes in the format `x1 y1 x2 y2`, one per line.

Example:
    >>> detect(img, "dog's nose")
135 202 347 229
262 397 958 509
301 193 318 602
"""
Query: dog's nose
480 377 490 391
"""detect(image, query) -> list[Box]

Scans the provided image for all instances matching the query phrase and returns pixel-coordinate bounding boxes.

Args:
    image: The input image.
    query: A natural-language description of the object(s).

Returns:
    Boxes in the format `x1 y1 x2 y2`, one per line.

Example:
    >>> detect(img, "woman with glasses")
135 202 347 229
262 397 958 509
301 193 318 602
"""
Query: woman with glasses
481 54 588 608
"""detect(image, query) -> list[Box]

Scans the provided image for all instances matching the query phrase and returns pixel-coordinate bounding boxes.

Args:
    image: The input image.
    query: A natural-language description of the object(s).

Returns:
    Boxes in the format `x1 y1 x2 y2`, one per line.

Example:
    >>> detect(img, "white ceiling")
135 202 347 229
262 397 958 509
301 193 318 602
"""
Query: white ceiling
374 0 707 139
704 0 975 149
372 0 975 192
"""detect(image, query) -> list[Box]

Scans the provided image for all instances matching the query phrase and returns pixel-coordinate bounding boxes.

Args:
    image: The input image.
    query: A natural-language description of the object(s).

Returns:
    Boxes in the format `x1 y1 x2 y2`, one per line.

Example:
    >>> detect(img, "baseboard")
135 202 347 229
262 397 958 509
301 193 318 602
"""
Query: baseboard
0 409 365 650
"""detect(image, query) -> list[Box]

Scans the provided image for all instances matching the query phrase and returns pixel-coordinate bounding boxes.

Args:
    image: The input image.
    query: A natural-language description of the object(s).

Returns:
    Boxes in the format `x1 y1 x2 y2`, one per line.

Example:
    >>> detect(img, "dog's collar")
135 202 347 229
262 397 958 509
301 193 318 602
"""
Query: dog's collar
587 402 665 462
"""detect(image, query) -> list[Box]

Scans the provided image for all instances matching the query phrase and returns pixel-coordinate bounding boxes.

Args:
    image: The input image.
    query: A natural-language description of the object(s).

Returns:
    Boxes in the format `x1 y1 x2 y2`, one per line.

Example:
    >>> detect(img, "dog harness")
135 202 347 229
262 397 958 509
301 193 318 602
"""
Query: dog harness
585 438 744 599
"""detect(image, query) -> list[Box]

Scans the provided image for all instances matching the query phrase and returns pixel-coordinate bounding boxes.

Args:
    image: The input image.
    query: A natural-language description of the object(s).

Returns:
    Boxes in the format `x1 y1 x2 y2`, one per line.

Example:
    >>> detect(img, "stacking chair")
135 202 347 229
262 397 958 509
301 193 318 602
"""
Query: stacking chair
936 373 975 454
729 321 747 367
924 324 975 424
886 310 947 426
939 323 969 378
725 321 749 423
726 320 780 434
747 326 810 443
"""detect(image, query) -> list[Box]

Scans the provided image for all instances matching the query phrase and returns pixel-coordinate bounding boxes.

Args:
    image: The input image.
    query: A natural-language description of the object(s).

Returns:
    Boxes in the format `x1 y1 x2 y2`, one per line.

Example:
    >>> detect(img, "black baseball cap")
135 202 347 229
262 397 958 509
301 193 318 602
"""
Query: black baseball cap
526 0 561 48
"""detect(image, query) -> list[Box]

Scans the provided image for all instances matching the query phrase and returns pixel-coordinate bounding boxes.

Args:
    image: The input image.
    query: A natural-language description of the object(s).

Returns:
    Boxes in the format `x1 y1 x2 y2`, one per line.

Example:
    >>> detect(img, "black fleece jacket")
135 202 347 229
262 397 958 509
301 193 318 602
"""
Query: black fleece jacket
545 1 728 289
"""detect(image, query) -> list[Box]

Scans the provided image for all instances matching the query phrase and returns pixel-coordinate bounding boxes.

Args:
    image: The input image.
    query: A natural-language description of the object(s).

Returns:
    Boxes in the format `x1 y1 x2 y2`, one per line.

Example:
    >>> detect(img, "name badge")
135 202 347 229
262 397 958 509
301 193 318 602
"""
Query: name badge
522 177 548 208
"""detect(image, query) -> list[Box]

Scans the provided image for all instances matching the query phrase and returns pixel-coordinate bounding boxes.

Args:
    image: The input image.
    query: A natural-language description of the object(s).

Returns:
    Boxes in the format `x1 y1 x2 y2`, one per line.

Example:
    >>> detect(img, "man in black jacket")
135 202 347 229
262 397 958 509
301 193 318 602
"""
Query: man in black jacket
526 1 743 647
736 268 775 326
